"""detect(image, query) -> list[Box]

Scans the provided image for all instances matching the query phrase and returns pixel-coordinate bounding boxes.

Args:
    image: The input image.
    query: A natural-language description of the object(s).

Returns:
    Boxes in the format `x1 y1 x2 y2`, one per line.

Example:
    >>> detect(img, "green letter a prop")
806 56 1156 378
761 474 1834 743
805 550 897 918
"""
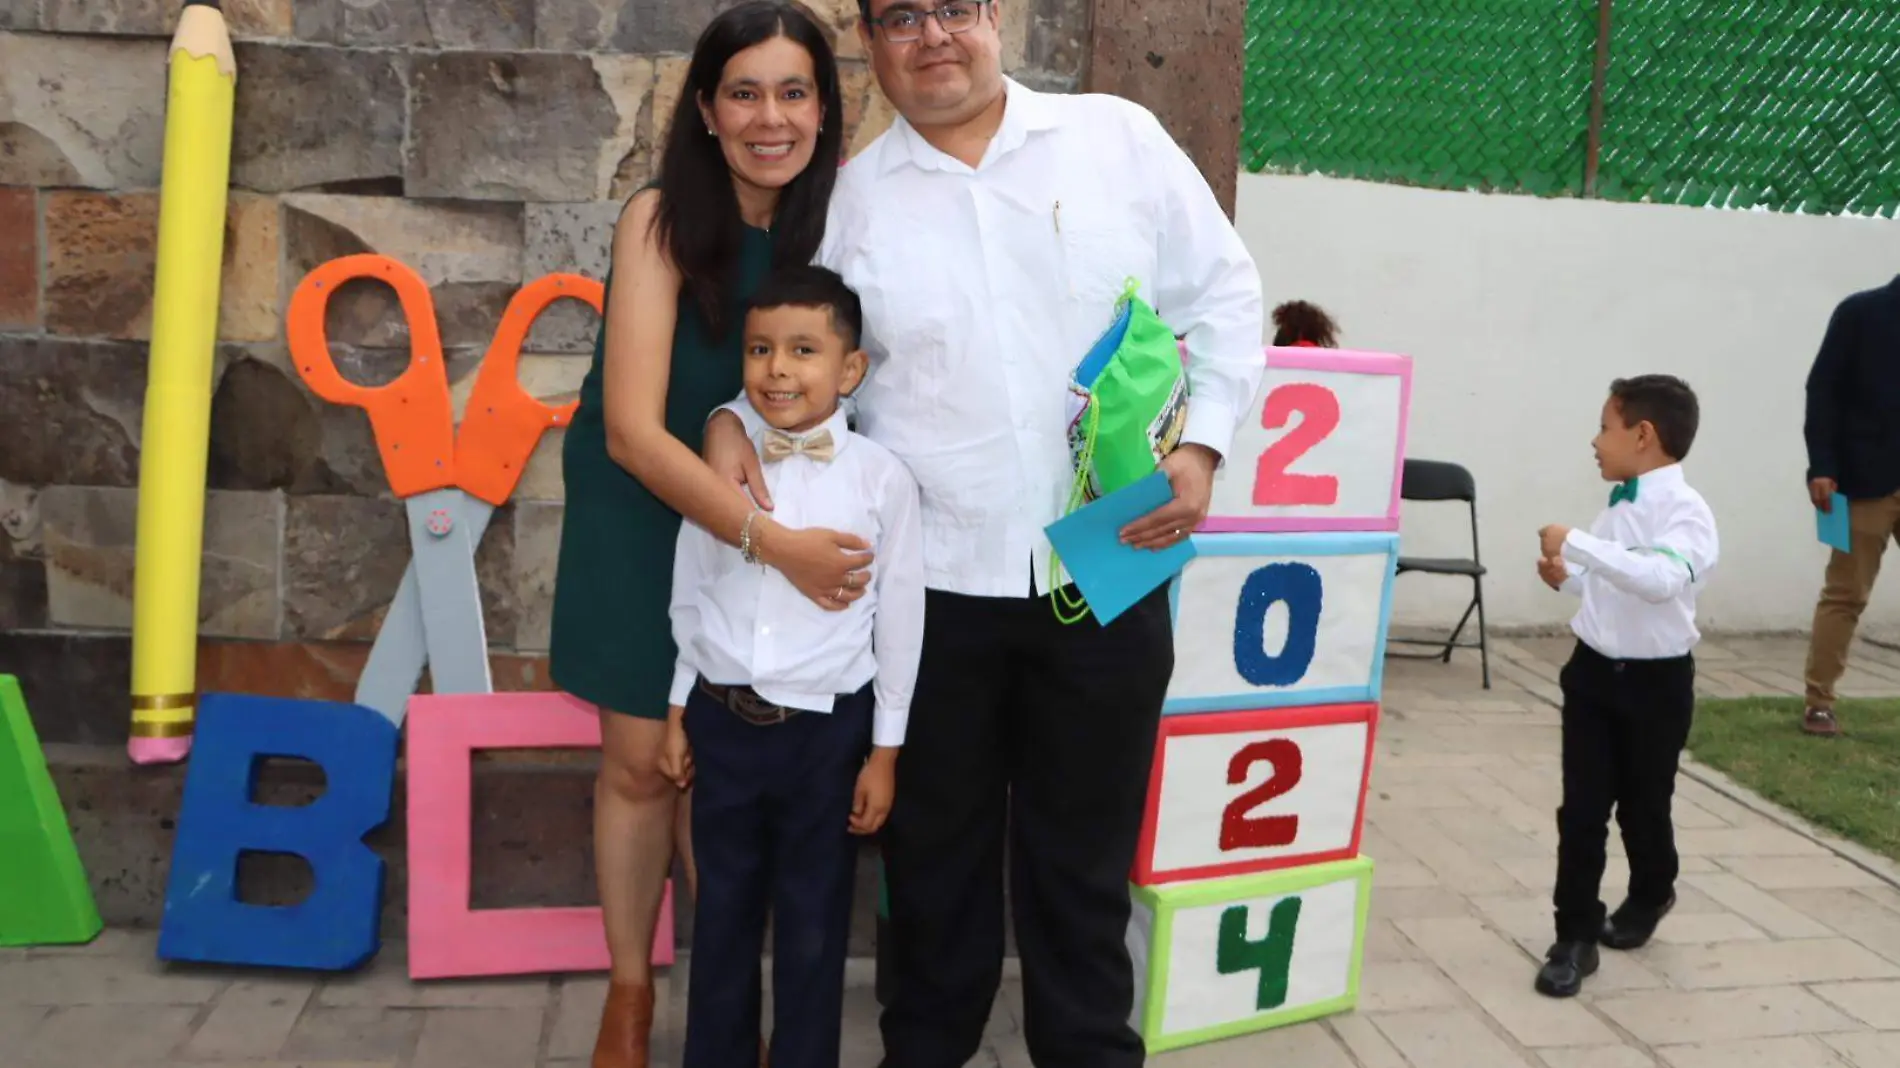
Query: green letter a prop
1 675 102 945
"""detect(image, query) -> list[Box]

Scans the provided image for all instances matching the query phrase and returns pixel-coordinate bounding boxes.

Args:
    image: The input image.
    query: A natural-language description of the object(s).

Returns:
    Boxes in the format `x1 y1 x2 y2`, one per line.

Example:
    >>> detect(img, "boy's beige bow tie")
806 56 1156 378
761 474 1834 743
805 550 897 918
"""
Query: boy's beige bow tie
762 427 835 463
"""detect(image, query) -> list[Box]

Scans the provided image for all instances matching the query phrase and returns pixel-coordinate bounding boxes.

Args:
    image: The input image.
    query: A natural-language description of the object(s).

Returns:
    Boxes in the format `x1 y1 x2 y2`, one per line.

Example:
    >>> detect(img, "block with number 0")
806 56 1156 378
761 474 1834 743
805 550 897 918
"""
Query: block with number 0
1166 531 1397 715
1199 348 1412 533
1133 703 1377 886
1127 856 1372 1053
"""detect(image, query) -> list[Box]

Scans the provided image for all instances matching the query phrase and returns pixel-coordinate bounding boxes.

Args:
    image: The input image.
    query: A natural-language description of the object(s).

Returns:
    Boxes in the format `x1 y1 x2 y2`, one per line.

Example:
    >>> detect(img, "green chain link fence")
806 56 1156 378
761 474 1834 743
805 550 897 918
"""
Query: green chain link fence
1243 0 1900 218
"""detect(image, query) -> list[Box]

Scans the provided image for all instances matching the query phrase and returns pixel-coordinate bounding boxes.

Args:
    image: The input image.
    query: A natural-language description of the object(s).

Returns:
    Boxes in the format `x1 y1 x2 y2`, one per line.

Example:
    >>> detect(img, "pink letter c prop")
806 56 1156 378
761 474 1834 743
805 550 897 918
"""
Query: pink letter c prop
406 691 675 979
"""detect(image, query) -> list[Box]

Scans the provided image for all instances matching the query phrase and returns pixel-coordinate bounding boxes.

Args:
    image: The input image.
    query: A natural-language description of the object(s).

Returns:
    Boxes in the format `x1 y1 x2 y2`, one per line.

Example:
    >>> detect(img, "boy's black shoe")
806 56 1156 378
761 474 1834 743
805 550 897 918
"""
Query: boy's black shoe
1534 940 1599 998
1600 891 1676 950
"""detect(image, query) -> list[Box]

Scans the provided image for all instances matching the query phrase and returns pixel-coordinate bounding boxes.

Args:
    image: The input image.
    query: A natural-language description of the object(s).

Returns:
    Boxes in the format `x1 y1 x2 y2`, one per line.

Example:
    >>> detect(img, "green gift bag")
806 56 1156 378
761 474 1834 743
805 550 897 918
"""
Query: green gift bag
1051 278 1189 621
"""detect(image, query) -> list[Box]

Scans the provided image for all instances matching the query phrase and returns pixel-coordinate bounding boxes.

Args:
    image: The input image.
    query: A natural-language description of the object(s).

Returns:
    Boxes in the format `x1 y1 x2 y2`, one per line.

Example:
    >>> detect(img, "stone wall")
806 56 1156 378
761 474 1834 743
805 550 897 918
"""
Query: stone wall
0 0 1092 740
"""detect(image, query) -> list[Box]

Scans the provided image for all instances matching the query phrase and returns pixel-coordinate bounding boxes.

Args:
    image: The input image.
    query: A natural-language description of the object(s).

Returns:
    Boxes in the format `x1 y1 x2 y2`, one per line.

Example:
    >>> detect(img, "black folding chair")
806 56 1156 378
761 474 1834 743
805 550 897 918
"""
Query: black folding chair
1388 458 1491 689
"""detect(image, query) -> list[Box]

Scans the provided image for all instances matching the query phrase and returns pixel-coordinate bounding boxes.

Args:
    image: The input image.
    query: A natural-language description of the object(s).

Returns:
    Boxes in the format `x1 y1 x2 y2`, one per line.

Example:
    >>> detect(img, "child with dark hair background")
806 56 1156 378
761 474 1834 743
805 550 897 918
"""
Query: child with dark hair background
1532 374 1719 998
1271 299 1341 348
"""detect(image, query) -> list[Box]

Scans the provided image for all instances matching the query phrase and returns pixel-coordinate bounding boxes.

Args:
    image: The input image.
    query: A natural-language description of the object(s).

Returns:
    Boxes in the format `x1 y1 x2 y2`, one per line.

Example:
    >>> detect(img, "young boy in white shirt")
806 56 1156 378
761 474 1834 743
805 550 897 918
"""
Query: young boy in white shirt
660 265 924 1068
1533 374 1719 998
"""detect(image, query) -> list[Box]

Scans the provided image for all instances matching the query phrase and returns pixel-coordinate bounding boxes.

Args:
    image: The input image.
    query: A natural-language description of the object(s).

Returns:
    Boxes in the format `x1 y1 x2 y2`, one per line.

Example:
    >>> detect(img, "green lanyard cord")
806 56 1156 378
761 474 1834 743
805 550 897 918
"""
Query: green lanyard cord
1050 400 1100 624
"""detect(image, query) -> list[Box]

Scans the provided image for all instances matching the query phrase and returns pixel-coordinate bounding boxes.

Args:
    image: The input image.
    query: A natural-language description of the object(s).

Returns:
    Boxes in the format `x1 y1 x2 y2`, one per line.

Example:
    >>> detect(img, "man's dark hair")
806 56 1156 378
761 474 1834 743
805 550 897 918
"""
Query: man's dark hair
1610 374 1700 461
652 2 845 338
747 264 864 351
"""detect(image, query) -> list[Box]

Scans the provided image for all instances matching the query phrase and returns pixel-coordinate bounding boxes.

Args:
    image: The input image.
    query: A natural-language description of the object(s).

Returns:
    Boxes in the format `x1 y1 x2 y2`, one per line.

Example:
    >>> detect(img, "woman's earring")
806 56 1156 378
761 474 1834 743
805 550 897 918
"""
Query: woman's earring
707 126 716 136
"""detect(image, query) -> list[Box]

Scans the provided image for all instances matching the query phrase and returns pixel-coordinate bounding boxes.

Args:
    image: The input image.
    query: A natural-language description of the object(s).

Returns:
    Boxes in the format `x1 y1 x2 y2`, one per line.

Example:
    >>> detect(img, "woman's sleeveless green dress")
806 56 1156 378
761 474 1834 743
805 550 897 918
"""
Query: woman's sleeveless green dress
549 224 773 717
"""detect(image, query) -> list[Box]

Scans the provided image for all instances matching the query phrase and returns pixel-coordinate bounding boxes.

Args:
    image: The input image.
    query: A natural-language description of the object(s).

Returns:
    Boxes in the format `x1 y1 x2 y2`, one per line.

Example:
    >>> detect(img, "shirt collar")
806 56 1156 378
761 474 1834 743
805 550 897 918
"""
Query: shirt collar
755 406 852 457
1618 463 1684 502
881 76 1059 176
1638 463 1684 491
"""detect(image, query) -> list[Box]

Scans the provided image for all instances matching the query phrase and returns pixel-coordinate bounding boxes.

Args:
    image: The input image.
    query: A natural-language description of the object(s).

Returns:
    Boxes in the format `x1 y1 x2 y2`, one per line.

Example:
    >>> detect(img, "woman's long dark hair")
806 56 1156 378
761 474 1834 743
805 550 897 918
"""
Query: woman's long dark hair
652 1 844 337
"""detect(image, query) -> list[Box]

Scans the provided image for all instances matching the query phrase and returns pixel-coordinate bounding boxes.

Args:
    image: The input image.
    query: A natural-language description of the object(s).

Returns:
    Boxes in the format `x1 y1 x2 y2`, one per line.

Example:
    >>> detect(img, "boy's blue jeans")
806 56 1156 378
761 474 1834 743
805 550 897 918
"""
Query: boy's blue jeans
1553 641 1696 942
682 679 874 1068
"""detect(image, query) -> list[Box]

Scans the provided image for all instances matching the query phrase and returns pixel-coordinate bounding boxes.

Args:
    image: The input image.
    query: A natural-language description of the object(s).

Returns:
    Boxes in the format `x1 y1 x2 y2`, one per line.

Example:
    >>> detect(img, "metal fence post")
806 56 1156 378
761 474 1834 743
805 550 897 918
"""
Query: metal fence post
1584 0 1616 196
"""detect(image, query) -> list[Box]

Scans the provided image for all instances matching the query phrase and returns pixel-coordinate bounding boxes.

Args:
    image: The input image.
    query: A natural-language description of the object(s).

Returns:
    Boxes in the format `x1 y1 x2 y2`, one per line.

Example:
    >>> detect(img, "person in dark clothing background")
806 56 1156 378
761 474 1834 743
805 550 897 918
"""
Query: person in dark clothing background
1801 274 1900 737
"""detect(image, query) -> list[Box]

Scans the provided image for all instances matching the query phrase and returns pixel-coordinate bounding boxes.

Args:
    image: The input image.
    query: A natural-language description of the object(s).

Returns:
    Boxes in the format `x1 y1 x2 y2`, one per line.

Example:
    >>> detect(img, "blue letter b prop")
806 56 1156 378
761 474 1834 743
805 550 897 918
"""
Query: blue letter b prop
158 694 398 970
1233 563 1323 687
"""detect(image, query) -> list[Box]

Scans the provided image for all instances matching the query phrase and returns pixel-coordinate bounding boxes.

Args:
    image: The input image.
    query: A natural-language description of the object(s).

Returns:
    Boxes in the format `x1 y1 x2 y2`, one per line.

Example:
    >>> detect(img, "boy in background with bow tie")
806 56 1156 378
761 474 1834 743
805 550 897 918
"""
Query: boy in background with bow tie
1531 374 1719 999
660 264 924 1068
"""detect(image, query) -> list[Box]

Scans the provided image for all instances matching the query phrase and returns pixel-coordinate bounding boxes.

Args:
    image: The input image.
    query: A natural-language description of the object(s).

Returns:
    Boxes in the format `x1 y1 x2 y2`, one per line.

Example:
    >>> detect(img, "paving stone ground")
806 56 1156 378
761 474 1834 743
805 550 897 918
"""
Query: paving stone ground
5 634 1900 1067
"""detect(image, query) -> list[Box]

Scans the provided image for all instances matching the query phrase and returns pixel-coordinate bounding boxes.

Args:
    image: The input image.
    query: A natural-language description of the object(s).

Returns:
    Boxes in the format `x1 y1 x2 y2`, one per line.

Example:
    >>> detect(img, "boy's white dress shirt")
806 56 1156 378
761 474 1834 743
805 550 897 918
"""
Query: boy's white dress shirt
1559 463 1720 660
727 78 1265 598
669 409 925 747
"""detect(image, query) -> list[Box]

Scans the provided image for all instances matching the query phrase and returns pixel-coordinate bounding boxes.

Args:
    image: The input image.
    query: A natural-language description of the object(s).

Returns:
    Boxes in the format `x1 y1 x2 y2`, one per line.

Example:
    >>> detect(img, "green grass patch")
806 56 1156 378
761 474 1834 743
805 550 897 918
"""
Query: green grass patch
1689 697 1900 863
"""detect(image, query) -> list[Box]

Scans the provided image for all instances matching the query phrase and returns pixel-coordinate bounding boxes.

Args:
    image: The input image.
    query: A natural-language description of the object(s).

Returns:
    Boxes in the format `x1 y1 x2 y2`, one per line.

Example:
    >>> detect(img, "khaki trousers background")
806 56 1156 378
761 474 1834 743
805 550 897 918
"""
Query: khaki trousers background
1805 491 1900 708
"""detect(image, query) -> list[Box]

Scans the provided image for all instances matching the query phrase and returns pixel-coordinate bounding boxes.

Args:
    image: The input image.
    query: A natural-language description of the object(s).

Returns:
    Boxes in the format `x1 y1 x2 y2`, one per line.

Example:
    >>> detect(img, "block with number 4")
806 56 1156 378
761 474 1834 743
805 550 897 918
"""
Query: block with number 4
1127 856 1372 1053
1133 703 1377 886
1199 347 1412 533
1167 531 1397 714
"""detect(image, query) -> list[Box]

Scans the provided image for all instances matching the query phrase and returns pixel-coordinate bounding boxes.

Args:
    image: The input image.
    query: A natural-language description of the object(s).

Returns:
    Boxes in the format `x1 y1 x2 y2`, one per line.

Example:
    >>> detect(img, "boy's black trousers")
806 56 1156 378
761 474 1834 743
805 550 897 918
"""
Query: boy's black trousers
683 680 873 1068
878 585 1174 1068
1554 640 1696 943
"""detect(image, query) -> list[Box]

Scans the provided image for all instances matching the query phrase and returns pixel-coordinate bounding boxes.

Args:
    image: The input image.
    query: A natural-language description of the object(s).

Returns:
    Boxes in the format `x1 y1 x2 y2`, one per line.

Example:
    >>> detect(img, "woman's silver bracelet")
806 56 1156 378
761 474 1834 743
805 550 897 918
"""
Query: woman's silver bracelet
740 509 762 565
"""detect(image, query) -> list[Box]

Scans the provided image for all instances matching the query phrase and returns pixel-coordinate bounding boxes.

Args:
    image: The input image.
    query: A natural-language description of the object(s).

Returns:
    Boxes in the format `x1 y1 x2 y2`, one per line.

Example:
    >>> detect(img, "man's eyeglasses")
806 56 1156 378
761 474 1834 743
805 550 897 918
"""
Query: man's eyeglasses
865 0 990 43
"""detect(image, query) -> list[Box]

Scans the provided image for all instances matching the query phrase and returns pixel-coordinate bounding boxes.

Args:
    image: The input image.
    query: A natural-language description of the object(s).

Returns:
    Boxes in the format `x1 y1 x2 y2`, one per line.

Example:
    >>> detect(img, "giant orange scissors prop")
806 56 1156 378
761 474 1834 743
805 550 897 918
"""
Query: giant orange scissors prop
288 254 601 724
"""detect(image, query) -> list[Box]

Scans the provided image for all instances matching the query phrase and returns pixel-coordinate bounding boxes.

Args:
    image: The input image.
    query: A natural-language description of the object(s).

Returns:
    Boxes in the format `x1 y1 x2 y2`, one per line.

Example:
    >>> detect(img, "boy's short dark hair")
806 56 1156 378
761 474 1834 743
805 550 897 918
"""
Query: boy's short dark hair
1610 374 1699 461
746 264 863 352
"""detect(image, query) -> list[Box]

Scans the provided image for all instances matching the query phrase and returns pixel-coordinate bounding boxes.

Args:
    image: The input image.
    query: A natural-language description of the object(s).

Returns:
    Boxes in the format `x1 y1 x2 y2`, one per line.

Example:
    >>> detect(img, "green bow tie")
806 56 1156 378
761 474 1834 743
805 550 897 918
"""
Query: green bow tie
1609 478 1639 506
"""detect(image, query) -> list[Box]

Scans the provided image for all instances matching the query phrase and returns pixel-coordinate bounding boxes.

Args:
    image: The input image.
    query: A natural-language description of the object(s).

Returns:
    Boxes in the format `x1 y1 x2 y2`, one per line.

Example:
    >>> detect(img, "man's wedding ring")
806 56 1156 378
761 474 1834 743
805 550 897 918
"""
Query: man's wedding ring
834 585 845 601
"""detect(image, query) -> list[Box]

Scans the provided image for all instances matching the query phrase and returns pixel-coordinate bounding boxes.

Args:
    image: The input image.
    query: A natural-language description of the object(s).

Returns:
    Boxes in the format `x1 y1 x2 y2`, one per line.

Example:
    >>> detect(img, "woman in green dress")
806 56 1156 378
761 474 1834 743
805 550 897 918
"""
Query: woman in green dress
548 6 870 1065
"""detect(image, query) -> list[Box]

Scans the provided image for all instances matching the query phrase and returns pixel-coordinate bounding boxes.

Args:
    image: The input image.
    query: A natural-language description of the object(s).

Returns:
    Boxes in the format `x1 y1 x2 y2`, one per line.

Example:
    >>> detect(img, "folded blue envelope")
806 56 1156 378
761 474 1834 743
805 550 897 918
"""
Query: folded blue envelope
1045 471 1198 624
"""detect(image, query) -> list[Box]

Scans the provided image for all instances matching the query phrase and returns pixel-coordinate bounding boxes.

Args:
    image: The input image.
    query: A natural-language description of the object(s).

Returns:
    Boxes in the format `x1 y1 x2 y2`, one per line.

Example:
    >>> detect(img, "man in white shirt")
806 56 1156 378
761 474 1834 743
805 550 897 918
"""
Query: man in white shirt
1533 374 1718 1000
668 266 925 1068
707 2 1263 1063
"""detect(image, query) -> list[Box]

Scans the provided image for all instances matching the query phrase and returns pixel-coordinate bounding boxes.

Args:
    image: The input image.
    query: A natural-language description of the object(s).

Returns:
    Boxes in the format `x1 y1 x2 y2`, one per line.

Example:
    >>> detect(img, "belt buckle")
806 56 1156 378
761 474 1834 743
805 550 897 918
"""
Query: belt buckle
731 687 789 725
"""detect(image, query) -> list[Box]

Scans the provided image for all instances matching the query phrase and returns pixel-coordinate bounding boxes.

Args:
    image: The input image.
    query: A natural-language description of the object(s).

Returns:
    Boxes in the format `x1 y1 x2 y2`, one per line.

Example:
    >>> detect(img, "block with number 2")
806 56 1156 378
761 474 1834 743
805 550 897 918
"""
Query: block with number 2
1133 703 1378 886
1127 856 1373 1053
1199 348 1412 533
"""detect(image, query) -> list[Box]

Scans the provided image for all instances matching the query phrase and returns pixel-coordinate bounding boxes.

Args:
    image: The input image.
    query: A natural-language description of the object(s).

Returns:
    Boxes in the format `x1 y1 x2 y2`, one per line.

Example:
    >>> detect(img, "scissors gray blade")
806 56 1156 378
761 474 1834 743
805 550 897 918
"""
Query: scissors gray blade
354 491 495 723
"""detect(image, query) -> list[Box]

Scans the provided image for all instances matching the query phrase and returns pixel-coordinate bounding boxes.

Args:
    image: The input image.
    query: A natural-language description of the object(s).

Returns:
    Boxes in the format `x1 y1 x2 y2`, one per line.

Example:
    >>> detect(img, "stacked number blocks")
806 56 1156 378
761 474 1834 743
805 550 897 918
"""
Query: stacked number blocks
1125 347 1412 1052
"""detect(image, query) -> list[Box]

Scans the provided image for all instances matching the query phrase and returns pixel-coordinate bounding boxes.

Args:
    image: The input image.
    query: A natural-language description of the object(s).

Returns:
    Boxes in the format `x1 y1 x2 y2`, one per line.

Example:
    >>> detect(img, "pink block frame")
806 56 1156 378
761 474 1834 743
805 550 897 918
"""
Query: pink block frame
1196 346 1414 534
1131 702 1380 887
406 691 675 980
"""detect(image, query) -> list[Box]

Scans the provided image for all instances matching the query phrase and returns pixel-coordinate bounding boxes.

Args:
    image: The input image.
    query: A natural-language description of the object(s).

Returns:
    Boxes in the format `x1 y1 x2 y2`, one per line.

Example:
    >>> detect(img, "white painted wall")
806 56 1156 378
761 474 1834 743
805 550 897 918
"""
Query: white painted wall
1234 173 1900 630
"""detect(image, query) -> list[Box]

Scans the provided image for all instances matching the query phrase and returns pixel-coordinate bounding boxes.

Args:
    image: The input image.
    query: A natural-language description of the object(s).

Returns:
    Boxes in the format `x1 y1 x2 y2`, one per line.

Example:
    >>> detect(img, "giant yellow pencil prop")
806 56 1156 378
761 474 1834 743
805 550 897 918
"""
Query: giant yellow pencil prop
128 0 236 765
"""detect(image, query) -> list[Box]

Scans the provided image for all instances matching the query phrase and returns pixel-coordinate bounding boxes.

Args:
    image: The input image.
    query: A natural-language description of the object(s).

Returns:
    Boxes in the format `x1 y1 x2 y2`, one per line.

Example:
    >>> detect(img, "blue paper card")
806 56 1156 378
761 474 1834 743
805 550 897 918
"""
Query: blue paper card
1817 492 1850 553
1045 472 1197 624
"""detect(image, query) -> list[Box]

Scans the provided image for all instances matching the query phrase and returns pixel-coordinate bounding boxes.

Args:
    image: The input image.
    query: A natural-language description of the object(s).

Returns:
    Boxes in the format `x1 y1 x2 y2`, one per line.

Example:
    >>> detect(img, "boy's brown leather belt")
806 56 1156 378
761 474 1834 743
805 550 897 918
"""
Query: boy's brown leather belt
698 678 800 725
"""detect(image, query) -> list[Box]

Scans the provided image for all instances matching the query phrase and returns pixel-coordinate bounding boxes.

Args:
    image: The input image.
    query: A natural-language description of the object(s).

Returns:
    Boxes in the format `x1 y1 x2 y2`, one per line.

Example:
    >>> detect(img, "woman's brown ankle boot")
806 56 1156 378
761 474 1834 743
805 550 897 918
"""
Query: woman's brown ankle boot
590 980 655 1068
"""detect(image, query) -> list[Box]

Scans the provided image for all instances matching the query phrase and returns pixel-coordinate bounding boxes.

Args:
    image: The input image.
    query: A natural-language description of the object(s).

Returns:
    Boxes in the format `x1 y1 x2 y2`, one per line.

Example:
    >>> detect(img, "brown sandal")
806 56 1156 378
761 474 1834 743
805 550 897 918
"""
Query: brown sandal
1802 708 1842 736
591 980 655 1068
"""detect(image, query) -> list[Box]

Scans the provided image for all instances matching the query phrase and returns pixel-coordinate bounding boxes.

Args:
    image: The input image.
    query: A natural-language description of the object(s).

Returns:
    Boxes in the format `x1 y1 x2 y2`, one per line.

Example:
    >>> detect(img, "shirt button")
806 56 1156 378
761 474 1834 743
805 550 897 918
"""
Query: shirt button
760 625 771 636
